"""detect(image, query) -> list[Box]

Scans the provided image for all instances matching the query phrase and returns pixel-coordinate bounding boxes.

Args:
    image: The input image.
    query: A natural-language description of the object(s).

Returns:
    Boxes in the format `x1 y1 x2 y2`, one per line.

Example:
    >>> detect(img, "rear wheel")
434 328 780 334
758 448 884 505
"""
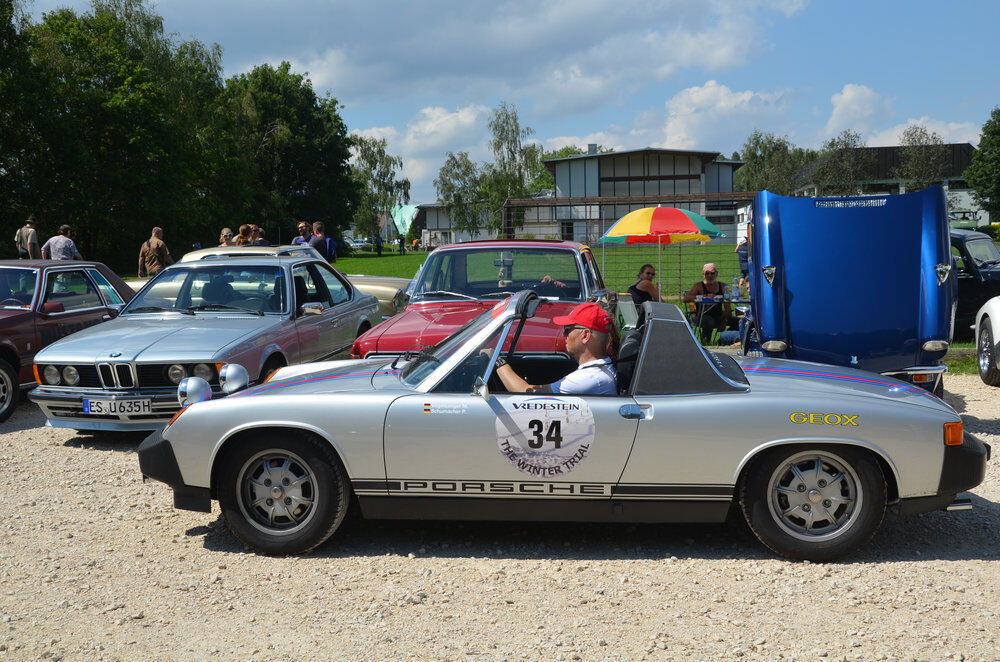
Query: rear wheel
978 320 1000 386
218 431 349 555
0 358 18 423
741 446 885 561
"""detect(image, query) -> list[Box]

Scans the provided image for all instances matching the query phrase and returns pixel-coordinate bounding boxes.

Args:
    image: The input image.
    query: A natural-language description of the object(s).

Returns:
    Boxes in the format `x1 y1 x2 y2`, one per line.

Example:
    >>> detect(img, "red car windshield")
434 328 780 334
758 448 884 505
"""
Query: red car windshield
411 247 584 301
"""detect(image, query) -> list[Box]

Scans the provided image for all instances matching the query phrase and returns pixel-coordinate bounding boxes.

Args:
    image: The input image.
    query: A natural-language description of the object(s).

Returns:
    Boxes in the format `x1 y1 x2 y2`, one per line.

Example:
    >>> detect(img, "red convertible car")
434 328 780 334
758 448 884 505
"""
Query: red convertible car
0 260 134 422
351 240 613 359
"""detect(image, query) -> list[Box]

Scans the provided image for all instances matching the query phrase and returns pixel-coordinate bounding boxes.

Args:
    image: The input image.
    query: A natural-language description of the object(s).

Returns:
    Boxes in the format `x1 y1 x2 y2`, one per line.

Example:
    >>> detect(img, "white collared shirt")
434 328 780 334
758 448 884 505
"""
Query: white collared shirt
550 358 618 395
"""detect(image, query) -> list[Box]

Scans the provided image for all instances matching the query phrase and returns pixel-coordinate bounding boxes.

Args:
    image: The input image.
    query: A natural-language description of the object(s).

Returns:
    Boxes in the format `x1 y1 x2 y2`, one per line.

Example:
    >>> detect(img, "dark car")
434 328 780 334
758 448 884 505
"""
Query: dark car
0 260 134 422
951 229 1000 340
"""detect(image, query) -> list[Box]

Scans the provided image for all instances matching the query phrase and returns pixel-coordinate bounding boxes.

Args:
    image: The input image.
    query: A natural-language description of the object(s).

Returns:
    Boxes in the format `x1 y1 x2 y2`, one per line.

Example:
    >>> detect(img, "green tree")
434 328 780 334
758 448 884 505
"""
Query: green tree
965 107 1000 220
894 125 950 192
434 151 484 238
733 130 816 195
814 129 875 196
351 135 410 242
219 62 357 241
481 101 534 235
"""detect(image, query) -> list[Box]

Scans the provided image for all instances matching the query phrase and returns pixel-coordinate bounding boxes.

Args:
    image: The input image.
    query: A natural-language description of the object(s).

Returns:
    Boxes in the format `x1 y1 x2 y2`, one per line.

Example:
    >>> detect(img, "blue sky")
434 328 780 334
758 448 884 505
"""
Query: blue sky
28 0 1000 201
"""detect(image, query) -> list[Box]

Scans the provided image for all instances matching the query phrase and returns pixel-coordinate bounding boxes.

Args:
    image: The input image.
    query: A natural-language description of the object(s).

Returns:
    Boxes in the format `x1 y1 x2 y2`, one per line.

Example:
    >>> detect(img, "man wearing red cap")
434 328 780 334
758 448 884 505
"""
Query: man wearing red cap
495 302 617 395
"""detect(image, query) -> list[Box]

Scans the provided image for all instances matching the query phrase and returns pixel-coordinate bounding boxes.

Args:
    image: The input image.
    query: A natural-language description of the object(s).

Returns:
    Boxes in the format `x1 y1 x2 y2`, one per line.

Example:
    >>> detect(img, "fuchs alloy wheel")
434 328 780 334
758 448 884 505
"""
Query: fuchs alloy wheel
978 320 1000 386
218 431 349 555
0 358 18 423
741 446 885 561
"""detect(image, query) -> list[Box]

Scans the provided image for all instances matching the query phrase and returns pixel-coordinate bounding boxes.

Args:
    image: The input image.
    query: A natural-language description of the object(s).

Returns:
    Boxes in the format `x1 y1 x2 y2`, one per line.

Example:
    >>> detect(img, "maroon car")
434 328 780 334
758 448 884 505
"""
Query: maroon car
351 240 612 359
0 260 134 422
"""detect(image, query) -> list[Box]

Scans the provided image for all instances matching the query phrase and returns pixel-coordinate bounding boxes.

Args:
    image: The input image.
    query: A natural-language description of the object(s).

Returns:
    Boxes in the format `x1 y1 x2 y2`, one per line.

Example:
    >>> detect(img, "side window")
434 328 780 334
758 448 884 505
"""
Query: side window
951 246 966 272
87 269 124 305
292 265 322 306
44 271 103 312
314 264 351 305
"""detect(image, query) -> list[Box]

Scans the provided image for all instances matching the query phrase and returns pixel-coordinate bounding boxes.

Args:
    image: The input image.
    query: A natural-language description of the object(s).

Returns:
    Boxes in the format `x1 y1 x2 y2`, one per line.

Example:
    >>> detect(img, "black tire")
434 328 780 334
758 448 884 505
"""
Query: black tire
260 355 286 382
740 445 886 561
0 358 18 423
217 431 350 555
978 320 1000 386
356 322 370 338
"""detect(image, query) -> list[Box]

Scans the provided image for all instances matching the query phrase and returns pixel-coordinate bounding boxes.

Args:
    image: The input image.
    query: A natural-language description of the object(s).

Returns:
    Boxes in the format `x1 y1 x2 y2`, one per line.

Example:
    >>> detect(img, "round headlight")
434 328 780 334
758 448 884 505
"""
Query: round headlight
43 365 61 385
219 363 249 394
167 364 187 385
61 365 80 386
177 377 212 407
192 363 214 381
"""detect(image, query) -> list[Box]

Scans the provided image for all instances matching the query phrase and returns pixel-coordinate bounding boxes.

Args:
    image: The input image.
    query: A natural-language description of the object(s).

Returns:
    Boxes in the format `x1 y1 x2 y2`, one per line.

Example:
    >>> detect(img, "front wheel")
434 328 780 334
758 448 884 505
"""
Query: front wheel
978 319 1000 386
217 431 350 554
740 446 885 561
0 358 18 423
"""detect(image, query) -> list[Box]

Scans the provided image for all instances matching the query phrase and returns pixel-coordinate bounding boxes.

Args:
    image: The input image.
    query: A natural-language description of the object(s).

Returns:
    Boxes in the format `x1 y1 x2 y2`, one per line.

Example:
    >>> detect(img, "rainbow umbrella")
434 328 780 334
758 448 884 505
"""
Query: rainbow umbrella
598 207 726 300
598 206 725 245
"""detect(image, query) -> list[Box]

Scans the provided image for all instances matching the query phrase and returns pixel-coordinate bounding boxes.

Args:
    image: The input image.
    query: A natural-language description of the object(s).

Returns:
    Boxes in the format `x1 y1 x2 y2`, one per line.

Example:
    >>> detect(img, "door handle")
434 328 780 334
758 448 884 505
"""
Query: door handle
619 404 643 419
101 314 111 320
331 319 340 327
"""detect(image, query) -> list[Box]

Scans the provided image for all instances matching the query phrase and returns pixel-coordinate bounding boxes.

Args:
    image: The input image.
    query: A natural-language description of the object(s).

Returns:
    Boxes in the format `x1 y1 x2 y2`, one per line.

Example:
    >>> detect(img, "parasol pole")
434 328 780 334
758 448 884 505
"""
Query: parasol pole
657 234 662 301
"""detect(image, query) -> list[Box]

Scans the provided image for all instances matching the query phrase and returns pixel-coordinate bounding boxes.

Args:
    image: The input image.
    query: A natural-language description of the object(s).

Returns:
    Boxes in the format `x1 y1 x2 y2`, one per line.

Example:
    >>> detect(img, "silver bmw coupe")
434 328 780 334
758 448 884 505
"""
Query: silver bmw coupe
30 255 380 431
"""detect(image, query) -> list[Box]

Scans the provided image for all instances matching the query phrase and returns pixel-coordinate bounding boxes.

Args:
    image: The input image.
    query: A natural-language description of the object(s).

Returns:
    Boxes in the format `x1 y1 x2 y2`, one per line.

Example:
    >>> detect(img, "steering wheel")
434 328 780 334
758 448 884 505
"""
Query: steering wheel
0 298 25 307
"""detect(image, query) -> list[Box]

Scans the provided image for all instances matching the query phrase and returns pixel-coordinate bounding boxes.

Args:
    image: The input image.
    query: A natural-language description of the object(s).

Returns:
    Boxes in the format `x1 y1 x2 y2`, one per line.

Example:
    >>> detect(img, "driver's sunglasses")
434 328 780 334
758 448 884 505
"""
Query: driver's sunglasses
563 325 586 337
643 271 655 276
222 233 233 238
704 271 718 275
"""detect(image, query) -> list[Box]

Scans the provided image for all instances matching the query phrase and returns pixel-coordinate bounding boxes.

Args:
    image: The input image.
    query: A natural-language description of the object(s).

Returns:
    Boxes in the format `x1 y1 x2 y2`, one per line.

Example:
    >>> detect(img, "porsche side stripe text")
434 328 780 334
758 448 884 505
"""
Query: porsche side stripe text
351 479 733 500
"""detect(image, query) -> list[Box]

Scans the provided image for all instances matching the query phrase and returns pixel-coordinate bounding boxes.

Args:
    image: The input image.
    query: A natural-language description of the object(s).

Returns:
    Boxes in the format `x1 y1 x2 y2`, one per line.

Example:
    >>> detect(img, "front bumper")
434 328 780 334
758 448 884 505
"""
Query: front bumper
137 430 212 512
29 386 210 431
898 432 990 515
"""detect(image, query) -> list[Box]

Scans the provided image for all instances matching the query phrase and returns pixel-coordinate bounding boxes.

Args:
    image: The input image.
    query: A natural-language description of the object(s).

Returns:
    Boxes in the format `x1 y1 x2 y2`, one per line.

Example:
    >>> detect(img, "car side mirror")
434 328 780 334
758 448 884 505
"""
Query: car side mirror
299 302 324 316
41 302 65 314
473 376 489 400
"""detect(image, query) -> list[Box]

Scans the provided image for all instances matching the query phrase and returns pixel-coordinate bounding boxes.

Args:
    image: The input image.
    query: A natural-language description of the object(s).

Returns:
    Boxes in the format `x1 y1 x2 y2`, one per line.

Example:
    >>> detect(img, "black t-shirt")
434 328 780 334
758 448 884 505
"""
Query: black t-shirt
309 235 330 259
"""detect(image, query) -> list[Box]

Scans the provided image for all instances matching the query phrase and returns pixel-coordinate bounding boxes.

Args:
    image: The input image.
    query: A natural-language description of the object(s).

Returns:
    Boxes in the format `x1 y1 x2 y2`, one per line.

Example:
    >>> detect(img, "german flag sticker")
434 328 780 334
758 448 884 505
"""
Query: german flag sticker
423 403 431 413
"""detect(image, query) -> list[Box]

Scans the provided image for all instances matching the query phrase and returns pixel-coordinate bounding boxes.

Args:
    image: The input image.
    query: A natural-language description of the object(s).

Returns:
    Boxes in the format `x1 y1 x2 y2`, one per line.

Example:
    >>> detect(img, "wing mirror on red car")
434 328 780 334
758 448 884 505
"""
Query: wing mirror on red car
41 302 65 315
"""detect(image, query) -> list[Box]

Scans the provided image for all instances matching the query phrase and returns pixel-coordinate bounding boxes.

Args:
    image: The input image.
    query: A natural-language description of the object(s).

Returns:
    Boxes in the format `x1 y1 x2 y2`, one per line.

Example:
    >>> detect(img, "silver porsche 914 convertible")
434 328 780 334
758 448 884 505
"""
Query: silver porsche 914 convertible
138 291 989 561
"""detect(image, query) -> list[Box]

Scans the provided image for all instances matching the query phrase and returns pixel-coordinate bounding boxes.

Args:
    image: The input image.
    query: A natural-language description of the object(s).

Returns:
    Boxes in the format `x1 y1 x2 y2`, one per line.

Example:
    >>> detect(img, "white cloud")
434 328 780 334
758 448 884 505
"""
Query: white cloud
867 116 981 147
823 84 893 137
659 81 792 150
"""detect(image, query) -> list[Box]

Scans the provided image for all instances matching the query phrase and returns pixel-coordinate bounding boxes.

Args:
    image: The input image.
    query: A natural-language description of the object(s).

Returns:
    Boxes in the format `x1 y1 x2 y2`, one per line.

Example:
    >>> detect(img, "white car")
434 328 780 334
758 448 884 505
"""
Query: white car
975 296 1000 384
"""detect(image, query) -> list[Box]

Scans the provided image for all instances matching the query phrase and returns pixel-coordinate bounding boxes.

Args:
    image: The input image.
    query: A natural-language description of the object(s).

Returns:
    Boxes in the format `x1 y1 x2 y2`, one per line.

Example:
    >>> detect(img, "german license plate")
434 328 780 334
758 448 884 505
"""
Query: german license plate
83 398 152 415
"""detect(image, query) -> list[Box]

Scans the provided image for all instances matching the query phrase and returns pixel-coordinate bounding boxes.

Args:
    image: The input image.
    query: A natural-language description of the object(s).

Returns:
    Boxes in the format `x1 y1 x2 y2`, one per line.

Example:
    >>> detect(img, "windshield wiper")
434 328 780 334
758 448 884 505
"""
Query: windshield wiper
415 290 478 301
186 304 263 316
480 291 516 299
127 306 194 315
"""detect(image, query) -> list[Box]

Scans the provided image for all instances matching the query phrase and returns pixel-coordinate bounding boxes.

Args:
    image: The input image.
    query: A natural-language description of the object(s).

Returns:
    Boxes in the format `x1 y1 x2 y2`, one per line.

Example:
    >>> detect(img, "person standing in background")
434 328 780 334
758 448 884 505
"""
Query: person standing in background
219 228 235 246
14 216 40 259
374 233 383 257
735 237 749 297
41 225 82 260
292 222 312 246
235 224 251 246
249 225 272 246
137 227 174 278
309 222 336 262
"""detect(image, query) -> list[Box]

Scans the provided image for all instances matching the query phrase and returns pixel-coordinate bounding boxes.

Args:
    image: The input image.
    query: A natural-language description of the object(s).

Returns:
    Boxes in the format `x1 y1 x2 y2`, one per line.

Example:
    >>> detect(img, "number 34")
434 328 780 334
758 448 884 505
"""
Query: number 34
527 419 562 449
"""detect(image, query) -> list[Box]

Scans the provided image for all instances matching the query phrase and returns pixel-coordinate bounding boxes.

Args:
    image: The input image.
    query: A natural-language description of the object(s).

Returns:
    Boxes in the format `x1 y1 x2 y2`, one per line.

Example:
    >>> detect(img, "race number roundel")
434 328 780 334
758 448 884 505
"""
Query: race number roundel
495 396 596 477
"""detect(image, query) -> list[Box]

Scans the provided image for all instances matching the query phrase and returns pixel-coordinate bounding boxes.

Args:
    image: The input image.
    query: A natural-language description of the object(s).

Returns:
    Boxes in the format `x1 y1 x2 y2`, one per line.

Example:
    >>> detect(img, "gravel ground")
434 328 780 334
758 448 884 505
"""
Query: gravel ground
0 375 998 661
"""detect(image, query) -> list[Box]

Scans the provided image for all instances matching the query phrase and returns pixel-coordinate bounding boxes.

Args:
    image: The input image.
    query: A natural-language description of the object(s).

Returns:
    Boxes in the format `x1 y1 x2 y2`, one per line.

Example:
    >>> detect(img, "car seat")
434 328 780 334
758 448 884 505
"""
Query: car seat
268 275 286 311
202 278 235 304
615 329 643 394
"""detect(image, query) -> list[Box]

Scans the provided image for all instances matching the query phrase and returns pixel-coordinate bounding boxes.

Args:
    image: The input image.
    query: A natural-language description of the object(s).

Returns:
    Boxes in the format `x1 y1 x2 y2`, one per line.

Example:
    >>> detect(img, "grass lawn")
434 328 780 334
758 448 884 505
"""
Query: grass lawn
335 251 427 278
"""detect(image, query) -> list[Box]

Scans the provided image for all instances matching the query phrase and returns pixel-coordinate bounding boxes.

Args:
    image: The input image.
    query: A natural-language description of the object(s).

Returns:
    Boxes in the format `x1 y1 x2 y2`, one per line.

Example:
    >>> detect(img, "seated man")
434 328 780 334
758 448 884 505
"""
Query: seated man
495 302 617 395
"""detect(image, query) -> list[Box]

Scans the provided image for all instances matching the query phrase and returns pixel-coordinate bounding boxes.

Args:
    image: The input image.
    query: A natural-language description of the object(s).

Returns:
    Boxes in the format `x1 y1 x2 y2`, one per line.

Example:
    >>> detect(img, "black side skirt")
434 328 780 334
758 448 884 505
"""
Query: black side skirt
357 497 731 524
